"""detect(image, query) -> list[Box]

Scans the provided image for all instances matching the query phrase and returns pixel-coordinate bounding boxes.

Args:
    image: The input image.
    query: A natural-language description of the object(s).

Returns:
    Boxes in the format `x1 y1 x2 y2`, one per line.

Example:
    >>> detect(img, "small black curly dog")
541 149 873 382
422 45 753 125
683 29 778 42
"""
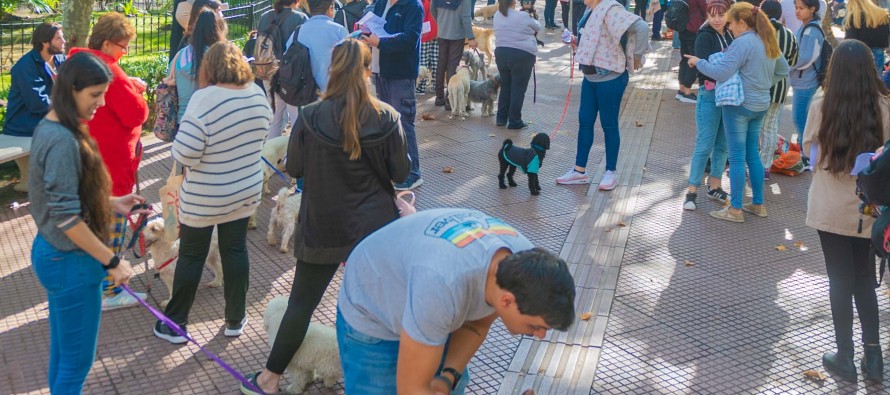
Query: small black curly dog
498 133 551 195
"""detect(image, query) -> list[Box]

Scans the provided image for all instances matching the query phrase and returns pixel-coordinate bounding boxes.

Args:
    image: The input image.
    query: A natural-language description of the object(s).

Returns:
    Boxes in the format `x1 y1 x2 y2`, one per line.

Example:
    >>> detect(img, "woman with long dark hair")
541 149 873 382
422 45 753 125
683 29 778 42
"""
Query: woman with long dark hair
168 9 228 123
241 38 409 395
175 0 225 53
685 2 790 222
803 40 890 382
29 51 144 393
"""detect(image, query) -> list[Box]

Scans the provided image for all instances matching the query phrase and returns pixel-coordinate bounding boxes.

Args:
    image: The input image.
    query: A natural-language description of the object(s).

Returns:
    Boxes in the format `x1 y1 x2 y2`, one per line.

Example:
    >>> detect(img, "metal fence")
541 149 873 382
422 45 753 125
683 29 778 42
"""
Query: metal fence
0 0 271 80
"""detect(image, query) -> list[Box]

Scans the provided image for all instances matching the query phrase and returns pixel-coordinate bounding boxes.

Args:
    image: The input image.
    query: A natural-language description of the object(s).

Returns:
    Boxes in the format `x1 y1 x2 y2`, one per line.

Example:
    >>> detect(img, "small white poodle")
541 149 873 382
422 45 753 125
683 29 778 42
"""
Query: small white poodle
267 187 302 253
263 296 342 392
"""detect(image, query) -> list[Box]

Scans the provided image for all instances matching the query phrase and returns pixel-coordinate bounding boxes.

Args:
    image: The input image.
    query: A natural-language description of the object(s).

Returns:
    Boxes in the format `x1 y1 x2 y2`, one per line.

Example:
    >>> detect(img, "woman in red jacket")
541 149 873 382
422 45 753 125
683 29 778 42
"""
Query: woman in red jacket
416 0 439 94
70 12 149 310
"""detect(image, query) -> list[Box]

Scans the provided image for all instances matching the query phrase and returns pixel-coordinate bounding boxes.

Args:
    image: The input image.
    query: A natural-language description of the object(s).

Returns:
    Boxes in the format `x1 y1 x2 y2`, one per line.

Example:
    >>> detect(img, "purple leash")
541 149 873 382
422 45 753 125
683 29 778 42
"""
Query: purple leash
120 285 263 394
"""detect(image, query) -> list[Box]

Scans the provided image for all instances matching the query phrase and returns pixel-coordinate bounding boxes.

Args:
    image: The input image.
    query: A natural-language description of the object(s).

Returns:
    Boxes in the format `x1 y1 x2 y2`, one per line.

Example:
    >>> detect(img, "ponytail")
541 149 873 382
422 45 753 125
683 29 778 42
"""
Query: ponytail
498 0 512 16
729 2 781 59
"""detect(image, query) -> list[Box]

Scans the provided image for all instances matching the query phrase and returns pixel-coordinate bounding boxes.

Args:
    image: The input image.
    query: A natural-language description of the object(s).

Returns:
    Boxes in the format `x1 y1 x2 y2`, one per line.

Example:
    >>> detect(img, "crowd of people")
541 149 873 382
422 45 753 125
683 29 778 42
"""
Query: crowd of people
3 0 890 391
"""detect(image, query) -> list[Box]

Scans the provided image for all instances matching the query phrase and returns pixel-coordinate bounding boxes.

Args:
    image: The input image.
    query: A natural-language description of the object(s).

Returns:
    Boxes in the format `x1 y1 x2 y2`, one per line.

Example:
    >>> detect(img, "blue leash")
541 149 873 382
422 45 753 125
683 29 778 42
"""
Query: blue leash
261 156 302 193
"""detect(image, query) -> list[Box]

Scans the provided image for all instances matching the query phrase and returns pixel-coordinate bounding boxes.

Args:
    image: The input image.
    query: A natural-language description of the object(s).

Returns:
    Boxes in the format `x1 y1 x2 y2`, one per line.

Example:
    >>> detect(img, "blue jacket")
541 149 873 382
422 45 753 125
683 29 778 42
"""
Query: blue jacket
3 50 64 137
371 0 422 80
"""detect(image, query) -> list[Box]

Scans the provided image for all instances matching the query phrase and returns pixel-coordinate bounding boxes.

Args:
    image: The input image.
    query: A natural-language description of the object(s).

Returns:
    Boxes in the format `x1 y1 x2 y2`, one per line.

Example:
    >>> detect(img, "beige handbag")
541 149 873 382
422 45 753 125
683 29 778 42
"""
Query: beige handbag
159 161 184 242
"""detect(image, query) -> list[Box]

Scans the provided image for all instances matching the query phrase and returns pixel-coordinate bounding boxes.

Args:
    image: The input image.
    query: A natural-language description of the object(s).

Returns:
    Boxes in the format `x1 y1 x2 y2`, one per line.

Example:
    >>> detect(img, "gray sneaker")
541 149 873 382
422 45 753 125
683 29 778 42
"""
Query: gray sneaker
394 178 424 191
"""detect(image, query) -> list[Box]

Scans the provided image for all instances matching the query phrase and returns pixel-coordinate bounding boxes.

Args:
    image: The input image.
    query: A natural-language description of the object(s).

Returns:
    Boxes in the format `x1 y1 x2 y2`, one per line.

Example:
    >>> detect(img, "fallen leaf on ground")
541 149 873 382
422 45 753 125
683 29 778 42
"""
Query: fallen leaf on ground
522 390 537 395
617 220 627 227
775 245 788 251
793 241 809 251
684 260 695 267
420 113 436 121
634 121 644 127
442 166 454 173
579 312 593 321
803 370 827 381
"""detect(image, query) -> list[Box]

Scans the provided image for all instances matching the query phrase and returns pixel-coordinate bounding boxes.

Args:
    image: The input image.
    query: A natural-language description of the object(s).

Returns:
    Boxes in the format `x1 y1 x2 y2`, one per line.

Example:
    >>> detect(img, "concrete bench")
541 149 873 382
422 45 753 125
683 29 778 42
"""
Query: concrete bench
0 134 33 192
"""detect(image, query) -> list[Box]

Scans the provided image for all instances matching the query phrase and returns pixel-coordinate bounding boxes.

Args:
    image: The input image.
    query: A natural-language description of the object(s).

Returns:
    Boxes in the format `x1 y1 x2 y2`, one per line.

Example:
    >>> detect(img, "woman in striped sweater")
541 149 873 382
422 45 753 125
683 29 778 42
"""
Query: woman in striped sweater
154 42 273 344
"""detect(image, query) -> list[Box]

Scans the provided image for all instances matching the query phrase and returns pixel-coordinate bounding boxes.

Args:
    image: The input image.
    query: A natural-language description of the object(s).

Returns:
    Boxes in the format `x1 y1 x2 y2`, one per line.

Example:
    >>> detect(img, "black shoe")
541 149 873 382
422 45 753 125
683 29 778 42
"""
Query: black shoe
706 186 729 203
434 98 446 106
154 320 188 344
651 36 663 41
823 351 857 381
863 345 884 381
241 372 273 395
507 121 529 130
224 317 248 337
683 193 697 211
496 120 507 127
445 101 452 112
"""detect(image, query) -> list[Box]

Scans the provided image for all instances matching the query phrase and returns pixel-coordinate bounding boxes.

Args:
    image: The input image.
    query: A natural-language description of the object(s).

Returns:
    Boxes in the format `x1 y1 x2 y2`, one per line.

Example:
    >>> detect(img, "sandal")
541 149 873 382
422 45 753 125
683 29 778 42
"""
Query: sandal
709 207 744 223
742 204 768 218
241 372 275 395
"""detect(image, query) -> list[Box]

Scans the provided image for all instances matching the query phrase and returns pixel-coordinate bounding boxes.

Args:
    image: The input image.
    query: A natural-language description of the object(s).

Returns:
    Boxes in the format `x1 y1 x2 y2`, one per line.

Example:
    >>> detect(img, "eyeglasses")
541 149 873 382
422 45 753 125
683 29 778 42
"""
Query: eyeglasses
111 42 130 53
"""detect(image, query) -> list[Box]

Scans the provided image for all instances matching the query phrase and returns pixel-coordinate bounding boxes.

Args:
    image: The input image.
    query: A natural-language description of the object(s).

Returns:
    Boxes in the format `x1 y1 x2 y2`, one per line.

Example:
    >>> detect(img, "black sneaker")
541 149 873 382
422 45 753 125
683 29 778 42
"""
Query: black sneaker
507 121 529 130
683 193 697 211
706 187 729 202
225 317 248 337
675 91 697 103
496 120 507 127
154 320 188 344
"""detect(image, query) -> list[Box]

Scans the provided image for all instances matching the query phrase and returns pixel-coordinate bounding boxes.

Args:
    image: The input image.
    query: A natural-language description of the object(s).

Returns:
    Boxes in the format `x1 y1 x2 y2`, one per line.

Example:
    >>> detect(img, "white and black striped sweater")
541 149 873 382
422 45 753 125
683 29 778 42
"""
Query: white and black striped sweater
172 84 272 228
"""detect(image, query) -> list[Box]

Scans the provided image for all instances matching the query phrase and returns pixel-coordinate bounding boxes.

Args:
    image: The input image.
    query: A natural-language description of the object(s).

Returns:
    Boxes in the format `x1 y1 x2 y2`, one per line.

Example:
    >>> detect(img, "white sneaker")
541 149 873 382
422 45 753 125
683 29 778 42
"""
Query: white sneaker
102 291 145 311
556 169 590 185
598 171 618 191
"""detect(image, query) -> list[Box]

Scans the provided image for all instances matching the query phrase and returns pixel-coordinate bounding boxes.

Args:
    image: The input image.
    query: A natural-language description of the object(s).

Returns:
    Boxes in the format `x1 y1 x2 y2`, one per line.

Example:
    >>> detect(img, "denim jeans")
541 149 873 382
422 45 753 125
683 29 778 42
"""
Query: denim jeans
651 8 664 38
687 88 728 187
374 75 421 183
874 48 885 75
32 234 105 394
576 72 628 170
337 310 470 394
263 79 298 139
544 0 557 26
791 86 818 148
759 102 783 169
722 105 767 209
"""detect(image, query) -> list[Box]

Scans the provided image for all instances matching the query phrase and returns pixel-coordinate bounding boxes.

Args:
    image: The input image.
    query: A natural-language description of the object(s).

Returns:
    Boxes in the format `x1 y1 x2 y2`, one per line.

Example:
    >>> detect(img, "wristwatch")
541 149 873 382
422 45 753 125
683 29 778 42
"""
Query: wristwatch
440 367 462 390
104 255 120 270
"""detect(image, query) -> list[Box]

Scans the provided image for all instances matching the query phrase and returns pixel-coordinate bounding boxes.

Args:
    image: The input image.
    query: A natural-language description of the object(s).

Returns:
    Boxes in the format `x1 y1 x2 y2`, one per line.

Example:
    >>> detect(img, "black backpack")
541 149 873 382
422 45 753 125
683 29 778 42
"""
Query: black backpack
856 140 890 284
665 0 691 32
271 25 319 108
799 22 833 87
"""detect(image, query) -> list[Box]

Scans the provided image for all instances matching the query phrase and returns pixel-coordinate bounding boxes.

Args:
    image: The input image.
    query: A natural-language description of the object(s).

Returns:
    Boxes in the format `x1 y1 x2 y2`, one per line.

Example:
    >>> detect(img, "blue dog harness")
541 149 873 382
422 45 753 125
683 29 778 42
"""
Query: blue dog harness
502 143 543 174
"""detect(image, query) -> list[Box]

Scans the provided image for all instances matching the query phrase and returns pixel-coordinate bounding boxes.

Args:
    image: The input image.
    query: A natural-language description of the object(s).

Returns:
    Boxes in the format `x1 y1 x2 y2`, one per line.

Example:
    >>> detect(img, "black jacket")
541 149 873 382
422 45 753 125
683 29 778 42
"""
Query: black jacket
286 99 410 264
336 0 368 32
845 16 890 49
694 23 733 85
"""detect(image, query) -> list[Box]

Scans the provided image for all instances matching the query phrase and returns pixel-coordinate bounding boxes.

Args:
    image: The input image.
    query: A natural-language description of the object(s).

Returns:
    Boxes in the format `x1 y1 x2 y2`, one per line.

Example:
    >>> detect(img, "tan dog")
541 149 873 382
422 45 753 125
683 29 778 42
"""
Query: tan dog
416 65 432 92
142 218 223 308
474 4 498 20
447 65 471 120
471 25 495 65
267 187 302 253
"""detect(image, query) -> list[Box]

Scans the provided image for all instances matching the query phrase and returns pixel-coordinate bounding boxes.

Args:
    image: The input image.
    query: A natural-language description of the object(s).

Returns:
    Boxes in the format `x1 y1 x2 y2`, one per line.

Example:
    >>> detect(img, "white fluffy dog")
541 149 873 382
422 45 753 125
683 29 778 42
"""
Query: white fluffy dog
263 296 342 392
261 135 290 195
142 218 223 307
447 65 471 120
417 65 432 92
267 187 302 253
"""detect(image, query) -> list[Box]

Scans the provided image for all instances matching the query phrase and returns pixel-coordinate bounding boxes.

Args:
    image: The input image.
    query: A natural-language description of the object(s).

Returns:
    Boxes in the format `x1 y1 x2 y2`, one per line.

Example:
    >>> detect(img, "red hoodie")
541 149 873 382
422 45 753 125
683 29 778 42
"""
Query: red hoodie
69 48 149 197
421 0 438 43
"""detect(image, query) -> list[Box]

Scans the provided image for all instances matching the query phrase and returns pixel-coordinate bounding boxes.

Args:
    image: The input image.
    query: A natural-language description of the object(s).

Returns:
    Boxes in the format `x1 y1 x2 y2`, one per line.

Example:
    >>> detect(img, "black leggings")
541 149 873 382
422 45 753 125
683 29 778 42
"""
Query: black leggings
265 260 340 374
818 231 880 354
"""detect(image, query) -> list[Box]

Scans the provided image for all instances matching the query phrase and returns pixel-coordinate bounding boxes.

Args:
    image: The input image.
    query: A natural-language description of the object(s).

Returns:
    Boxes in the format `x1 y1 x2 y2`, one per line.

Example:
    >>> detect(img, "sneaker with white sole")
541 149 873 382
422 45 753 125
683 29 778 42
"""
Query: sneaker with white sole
394 178 424 191
102 291 145 311
675 91 698 103
225 317 248 337
598 170 618 191
154 320 188 344
556 169 590 185
683 192 697 211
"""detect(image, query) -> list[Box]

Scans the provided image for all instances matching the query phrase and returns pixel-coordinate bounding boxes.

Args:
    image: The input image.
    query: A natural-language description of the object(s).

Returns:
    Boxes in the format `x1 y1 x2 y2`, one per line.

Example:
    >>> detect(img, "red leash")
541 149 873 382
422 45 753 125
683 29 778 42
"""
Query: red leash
550 50 576 139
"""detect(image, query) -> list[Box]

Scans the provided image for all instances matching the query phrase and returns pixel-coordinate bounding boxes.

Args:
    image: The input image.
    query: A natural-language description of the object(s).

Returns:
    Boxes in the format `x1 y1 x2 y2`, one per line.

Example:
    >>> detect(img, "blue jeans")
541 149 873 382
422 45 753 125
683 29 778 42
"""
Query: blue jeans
651 8 664 38
544 0 557 26
722 105 767 209
791 86 818 148
32 234 105 394
576 72 628 170
873 47 885 74
374 75 421 182
687 88 728 187
336 310 470 394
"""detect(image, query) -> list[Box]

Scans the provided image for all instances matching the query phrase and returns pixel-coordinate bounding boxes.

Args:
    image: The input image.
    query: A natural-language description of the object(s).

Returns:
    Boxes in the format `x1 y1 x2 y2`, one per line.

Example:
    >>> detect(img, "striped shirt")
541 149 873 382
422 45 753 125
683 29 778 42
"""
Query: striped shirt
770 20 799 104
172 84 272 228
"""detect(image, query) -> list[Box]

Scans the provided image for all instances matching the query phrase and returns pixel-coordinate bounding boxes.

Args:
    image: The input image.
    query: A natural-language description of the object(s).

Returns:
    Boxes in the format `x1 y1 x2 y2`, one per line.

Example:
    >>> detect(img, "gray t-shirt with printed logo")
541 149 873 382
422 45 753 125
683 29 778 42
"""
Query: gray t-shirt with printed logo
337 208 534 346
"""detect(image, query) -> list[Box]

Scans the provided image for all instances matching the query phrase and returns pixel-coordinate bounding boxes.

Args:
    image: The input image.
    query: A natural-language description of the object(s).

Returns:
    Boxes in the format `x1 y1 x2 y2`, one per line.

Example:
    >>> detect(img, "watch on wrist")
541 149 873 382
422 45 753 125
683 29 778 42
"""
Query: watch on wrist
441 367 462 390
104 255 120 270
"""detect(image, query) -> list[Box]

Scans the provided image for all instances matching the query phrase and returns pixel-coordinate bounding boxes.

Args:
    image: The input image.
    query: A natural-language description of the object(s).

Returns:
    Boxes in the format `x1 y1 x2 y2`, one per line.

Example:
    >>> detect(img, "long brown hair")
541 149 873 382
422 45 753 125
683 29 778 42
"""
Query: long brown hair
728 2 780 59
50 52 114 241
498 0 514 16
818 40 888 175
321 39 380 160
199 42 254 87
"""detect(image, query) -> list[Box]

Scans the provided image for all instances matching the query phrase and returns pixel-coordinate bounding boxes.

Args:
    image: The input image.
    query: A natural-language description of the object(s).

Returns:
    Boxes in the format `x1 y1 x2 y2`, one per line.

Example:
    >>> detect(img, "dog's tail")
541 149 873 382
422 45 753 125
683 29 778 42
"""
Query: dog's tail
502 139 513 150
275 187 289 210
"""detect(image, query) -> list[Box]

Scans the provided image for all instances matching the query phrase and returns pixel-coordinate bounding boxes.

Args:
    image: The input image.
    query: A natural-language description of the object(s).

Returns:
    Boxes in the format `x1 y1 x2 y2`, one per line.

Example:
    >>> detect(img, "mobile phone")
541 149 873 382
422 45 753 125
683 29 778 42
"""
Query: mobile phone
349 30 364 38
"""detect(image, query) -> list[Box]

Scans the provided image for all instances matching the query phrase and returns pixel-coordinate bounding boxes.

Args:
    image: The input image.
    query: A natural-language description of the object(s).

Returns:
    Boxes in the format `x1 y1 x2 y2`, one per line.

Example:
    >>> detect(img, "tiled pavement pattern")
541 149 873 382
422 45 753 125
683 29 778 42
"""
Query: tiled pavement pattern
2 25 890 395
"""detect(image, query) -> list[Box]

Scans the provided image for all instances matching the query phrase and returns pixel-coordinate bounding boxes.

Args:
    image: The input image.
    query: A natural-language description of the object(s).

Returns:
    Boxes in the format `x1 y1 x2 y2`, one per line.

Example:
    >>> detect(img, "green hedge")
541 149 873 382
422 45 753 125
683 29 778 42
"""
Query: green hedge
119 54 169 132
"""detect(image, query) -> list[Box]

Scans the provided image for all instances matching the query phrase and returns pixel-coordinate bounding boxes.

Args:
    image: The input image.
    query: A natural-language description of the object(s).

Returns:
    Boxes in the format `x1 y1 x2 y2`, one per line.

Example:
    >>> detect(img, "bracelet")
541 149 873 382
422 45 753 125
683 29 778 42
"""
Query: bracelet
441 367 462 390
432 375 454 391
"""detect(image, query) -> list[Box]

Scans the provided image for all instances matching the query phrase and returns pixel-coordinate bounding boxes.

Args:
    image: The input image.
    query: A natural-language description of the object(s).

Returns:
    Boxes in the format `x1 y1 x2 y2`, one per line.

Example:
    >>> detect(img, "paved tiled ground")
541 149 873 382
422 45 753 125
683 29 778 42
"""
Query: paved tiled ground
3 19 888 395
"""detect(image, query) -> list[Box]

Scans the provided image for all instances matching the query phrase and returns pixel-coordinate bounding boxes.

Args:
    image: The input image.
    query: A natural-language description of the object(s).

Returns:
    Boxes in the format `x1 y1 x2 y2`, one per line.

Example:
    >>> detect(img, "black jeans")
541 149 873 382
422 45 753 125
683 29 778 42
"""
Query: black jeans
818 231 880 355
266 260 340 373
495 47 536 127
436 38 466 102
562 1 585 35
633 0 647 19
678 30 697 88
164 217 250 325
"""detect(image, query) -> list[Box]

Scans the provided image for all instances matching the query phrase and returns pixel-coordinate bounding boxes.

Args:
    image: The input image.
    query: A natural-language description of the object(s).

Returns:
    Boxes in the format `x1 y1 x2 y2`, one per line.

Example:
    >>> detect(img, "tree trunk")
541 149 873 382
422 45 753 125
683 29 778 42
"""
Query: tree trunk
62 0 93 50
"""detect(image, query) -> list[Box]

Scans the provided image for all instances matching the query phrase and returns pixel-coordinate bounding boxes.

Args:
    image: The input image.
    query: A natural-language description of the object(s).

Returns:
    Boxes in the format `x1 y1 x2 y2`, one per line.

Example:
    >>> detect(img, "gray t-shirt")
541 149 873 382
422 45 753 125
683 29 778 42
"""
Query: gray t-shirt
338 208 534 346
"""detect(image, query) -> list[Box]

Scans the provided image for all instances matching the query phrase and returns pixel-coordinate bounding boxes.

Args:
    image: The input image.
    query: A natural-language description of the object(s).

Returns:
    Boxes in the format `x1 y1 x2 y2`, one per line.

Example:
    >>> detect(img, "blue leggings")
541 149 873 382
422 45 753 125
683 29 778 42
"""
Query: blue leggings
32 234 105 394
575 72 628 170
